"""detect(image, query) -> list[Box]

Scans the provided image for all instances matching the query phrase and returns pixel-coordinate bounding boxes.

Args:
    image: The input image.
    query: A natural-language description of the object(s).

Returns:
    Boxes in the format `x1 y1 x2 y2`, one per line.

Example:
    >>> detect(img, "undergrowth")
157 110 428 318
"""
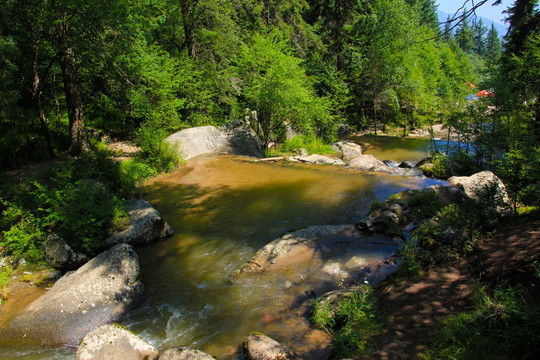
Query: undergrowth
266 135 334 157
311 287 384 358
422 284 540 359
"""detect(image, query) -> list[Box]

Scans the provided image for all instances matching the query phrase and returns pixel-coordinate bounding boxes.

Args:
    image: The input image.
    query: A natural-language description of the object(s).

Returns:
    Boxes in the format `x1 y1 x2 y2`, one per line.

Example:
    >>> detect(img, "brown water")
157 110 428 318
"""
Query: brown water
348 134 434 163
0 153 444 359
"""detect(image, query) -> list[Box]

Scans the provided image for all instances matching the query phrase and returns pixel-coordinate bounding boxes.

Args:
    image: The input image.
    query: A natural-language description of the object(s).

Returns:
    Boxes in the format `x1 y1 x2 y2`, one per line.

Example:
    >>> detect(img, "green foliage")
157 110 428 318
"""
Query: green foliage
388 188 443 221
423 152 453 179
404 183 506 270
0 265 14 298
136 122 182 173
2 211 44 263
312 288 383 358
1 150 130 260
272 135 334 156
496 146 540 210
119 159 157 193
239 32 336 146
425 286 540 359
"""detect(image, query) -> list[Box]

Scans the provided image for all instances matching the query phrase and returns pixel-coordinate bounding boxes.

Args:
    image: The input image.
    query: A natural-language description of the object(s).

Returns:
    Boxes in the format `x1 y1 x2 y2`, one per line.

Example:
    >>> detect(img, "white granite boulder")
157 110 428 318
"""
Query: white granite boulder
76 323 159 360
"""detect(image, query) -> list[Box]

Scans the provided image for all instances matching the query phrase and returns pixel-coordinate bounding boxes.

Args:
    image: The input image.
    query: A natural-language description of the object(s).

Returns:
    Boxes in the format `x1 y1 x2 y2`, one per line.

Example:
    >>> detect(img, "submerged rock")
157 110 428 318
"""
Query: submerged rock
76 323 159 360
0 243 143 346
104 199 173 248
244 333 297 360
229 224 400 291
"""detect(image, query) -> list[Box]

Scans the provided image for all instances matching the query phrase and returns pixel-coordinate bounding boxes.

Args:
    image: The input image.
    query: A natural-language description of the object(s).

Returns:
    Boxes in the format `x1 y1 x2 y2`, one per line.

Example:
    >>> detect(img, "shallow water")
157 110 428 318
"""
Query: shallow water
348 134 466 163
348 134 433 162
1 154 444 359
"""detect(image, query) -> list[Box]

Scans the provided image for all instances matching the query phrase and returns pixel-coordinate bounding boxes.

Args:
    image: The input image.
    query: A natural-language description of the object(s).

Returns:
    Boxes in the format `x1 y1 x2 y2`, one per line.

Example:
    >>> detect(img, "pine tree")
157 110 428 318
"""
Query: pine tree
472 18 488 56
455 10 474 52
484 23 501 67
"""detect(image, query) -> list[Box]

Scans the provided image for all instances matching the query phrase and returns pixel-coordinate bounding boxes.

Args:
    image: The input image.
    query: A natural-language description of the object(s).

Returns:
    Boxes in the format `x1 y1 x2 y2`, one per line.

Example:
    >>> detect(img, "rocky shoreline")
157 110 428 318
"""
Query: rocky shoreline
0 125 512 359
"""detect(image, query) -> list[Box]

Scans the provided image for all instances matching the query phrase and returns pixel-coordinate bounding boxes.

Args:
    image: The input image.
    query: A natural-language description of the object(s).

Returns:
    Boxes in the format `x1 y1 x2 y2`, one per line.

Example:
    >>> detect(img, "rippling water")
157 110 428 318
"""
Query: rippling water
1 153 444 359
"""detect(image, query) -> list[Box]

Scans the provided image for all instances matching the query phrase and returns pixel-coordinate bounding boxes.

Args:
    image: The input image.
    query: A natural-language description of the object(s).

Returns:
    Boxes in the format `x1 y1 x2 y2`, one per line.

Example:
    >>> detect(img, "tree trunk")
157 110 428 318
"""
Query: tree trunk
181 1 198 58
371 56 378 136
53 73 62 127
59 32 89 153
32 46 55 157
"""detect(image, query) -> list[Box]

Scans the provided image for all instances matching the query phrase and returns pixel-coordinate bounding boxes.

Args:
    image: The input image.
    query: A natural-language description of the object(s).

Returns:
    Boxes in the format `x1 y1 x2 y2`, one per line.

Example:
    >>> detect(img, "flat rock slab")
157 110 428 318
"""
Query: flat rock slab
0 243 143 346
230 225 400 292
294 154 346 166
349 154 387 170
76 323 159 360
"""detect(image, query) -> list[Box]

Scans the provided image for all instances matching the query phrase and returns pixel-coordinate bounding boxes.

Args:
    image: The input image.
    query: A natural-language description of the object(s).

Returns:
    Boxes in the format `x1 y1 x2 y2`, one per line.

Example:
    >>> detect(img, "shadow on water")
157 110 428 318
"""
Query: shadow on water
0 155 443 359
121 156 440 359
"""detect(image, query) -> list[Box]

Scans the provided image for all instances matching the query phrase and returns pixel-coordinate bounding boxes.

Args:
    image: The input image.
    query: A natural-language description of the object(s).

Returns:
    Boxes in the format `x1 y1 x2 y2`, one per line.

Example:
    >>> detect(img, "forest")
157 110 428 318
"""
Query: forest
0 0 539 359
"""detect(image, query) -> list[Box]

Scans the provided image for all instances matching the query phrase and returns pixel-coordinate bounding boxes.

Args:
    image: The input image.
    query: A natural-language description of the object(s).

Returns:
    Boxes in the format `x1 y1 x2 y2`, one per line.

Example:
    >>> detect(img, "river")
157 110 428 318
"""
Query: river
0 136 444 359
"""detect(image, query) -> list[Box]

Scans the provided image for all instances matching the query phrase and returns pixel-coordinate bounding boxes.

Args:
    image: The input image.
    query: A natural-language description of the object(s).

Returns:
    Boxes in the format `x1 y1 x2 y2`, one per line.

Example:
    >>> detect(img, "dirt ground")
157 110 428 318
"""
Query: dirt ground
367 218 540 359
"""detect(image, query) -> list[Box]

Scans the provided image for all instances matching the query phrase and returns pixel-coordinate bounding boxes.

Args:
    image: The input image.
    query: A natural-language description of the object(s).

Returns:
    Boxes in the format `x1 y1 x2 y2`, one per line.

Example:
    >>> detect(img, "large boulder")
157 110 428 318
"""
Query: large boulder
164 125 264 160
42 234 88 271
0 243 143 346
348 154 387 170
159 346 216 360
104 199 173 248
76 323 159 360
244 333 297 360
332 141 363 163
448 171 511 214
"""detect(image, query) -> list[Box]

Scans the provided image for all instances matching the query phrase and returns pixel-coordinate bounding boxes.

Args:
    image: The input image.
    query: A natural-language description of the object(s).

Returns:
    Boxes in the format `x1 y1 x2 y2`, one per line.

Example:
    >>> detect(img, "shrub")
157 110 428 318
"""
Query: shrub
2 212 44 263
1 150 130 261
312 288 383 358
136 122 182 173
430 152 453 179
272 135 334 156
119 159 157 194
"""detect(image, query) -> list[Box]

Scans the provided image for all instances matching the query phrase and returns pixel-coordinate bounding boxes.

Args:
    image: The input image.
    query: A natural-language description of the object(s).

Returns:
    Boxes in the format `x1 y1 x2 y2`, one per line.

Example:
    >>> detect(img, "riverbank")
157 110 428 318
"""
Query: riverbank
371 216 540 359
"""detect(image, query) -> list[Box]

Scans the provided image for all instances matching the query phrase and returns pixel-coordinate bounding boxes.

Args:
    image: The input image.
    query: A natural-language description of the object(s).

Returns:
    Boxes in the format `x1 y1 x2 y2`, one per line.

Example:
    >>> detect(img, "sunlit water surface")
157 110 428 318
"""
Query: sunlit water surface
1 153 444 359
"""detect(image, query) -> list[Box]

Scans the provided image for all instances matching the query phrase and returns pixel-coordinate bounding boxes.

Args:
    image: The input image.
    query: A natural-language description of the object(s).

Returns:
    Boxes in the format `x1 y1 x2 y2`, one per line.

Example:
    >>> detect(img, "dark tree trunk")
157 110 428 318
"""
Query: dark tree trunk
32 46 55 157
59 22 89 153
181 1 198 58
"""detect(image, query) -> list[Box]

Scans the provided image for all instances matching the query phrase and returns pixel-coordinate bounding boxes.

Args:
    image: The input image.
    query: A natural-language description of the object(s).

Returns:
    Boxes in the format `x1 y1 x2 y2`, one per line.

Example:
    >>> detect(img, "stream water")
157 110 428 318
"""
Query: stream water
1 136 444 359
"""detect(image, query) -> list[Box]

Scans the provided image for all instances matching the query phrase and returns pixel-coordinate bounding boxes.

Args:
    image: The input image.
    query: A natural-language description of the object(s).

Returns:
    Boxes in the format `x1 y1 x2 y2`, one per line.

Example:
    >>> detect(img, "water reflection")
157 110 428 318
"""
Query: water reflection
122 155 441 358
0 154 443 359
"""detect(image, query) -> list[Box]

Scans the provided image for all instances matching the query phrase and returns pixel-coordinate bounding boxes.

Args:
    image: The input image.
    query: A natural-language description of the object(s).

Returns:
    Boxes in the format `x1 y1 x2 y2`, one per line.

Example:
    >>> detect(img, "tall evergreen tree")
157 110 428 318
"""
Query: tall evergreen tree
484 23 502 67
472 18 488 56
456 10 474 52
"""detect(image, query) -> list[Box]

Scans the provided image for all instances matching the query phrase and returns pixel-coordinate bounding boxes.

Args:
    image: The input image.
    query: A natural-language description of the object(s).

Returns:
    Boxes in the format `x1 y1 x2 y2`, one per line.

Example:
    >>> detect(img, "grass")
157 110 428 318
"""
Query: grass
266 135 334 157
422 285 540 360
311 287 384 358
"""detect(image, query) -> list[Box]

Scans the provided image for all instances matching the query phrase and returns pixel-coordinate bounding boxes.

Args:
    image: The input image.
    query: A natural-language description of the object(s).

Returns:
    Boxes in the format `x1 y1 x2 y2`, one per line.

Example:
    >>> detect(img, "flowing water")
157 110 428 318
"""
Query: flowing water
1 137 444 359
